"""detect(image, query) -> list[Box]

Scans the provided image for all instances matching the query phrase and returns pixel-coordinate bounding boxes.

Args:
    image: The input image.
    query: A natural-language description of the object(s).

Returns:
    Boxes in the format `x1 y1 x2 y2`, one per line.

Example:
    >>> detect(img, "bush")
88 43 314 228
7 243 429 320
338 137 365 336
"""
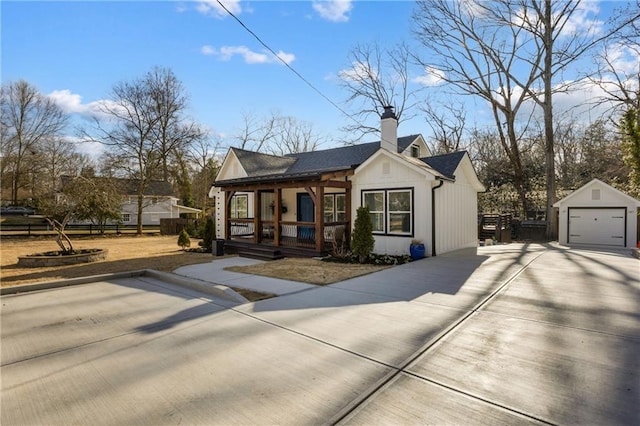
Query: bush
177 229 191 250
199 217 215 251
322 252 412 266
351 206 375 263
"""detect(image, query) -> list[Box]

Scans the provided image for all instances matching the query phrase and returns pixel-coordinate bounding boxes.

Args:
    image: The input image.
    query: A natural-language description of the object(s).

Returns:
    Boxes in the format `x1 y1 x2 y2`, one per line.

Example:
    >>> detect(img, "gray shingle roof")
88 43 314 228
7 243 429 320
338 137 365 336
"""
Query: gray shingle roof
420 151 467 179
226 135 421 183
232 148 296 176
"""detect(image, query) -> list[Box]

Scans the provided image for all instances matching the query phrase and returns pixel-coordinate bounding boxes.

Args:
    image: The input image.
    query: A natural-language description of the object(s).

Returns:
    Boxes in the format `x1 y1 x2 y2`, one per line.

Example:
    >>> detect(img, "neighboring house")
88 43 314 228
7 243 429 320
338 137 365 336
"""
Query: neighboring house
119 180 202 226
61 177 201 226
210 106 485 258
554 179 640 248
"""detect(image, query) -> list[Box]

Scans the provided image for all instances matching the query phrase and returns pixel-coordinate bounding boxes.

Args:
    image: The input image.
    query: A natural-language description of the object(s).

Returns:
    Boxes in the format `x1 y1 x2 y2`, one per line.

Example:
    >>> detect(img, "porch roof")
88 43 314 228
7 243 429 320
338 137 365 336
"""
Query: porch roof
214 167 353 188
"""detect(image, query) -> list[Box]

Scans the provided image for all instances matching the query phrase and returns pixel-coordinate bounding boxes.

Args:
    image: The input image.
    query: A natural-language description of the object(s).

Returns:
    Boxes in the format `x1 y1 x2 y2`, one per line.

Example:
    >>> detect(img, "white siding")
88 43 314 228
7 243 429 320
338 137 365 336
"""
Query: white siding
353 153 434 256
434 179 478 255
121 197 176 226
555 180 640 248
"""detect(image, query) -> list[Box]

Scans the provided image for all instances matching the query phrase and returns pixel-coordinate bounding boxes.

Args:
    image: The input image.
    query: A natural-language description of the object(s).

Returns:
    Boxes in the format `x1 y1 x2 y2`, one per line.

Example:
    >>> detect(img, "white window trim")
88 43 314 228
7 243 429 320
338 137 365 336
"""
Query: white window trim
230 194 249 219
324 193 346 223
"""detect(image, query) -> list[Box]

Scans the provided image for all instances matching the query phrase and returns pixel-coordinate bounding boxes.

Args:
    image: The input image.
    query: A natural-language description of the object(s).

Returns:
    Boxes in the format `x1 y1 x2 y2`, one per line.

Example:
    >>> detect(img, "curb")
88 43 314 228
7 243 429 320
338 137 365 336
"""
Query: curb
0 269 249 304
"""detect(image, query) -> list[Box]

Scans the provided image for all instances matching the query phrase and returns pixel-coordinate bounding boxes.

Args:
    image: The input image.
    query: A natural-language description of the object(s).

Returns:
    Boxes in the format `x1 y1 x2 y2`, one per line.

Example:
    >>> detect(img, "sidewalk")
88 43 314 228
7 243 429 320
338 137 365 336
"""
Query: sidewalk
173 256 317 296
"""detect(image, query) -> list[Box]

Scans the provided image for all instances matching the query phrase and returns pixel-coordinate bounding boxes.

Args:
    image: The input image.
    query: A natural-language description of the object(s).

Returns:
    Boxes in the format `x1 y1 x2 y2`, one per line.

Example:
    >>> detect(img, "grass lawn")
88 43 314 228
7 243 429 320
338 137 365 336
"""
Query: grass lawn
0 235 389 301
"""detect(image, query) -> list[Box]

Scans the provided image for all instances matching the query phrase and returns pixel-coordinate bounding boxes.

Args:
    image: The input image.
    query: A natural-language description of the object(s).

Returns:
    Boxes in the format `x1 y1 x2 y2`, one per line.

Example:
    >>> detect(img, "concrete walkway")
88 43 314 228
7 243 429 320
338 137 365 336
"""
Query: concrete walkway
173 256 316 295
1 244 638 425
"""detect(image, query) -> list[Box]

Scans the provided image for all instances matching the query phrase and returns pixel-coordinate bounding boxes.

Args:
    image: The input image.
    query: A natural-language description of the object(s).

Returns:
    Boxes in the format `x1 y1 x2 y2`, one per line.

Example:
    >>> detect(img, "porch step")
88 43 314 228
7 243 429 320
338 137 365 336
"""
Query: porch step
237 246 285 261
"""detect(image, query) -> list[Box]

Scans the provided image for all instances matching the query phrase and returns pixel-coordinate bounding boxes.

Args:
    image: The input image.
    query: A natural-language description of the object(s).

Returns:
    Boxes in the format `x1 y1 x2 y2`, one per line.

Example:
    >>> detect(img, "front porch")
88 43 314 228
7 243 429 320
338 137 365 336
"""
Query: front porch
216 171 353 259
226 219 350 258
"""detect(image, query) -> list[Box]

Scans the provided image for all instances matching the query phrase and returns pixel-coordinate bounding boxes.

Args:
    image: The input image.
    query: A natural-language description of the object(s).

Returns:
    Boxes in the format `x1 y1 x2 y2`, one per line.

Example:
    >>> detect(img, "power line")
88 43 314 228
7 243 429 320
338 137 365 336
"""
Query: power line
214 0 364 130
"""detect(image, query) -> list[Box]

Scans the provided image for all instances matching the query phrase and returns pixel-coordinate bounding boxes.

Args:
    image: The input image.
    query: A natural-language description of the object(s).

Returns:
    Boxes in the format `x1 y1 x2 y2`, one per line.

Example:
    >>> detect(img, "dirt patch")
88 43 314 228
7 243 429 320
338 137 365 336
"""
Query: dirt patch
225 257 389 285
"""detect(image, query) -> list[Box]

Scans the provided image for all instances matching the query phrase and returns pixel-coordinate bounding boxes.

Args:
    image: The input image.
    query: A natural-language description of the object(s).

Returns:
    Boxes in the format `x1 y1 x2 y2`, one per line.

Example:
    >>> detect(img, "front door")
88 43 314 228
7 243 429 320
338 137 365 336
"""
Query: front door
297 193 315 242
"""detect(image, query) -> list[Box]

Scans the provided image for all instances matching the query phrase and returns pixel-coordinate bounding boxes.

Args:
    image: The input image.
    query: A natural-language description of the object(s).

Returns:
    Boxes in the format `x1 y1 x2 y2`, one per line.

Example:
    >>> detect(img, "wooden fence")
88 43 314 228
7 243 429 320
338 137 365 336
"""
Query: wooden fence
0 223 160 237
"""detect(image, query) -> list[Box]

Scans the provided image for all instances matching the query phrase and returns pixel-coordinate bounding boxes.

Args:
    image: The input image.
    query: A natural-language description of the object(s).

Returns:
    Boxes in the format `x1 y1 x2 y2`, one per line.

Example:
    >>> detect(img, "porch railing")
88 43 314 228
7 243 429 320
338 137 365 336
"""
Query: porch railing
228 219 349 251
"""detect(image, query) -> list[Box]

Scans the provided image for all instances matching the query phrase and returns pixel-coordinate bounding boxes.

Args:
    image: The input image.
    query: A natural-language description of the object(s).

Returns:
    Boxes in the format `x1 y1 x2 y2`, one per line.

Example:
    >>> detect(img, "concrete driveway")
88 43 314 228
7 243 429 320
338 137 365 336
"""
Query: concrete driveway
1 244 638 425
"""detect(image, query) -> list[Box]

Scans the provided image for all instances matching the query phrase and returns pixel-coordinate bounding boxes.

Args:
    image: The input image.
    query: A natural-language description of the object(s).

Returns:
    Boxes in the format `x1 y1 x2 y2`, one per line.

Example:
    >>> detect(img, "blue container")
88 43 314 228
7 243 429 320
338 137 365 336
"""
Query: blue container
410 243 426 260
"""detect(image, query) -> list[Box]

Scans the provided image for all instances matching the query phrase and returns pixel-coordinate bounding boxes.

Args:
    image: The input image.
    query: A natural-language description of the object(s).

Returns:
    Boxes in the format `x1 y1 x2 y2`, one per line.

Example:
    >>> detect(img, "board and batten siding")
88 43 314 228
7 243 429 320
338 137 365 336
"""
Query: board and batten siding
434 176 479 255
352 153 434 256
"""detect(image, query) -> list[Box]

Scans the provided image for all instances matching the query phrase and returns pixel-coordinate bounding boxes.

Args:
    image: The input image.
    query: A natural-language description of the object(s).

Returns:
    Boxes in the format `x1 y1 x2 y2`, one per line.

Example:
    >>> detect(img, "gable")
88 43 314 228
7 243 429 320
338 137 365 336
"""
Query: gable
454 153 485 192
399 135 431 158
216 149 248 181
354 148 441 183
554 179 640 207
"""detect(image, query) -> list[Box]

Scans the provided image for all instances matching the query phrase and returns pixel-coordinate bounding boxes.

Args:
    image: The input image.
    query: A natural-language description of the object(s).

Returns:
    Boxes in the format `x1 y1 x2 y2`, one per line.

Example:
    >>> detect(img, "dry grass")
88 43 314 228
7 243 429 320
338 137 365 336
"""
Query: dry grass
225 257 389 285
0 235 215 288
0 236 387 301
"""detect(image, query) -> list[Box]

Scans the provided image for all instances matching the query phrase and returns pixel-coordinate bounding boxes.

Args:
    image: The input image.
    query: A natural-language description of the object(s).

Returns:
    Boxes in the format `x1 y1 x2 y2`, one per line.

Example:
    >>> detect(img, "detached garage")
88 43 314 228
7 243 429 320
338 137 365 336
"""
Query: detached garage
554 179 640 248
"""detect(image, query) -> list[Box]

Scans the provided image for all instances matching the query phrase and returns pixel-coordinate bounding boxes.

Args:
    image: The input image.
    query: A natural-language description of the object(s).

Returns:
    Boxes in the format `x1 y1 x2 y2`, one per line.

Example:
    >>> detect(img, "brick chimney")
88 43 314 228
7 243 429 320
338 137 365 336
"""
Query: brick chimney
380 105 397 152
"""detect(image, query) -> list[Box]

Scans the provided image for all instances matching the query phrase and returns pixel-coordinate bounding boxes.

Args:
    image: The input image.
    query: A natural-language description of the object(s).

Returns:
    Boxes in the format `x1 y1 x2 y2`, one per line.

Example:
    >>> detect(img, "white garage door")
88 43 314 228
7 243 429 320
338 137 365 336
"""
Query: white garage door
568 208 626 246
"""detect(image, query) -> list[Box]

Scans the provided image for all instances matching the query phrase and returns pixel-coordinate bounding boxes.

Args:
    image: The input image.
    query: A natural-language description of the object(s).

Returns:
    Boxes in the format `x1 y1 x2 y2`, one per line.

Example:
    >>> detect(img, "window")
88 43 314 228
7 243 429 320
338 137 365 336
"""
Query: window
363 191 385 232
387 190 412 234
410 144 420 158
230 194 248 218
362 188 413 235
323 194 346 223
122 213 131 222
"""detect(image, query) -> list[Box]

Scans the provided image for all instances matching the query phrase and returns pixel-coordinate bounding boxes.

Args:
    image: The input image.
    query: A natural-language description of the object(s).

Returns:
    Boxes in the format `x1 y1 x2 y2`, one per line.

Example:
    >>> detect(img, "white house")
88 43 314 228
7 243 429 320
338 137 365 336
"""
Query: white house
209 106 485 258
119 180 202 226
60 176 202 226
553 179 640 248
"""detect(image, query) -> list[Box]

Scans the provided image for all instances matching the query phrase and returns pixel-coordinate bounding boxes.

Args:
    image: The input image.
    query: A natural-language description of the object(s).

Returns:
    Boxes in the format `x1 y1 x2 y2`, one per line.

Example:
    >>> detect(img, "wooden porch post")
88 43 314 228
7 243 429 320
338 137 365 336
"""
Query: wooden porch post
315 185 324 252
274 188 281 247
253 190 260 244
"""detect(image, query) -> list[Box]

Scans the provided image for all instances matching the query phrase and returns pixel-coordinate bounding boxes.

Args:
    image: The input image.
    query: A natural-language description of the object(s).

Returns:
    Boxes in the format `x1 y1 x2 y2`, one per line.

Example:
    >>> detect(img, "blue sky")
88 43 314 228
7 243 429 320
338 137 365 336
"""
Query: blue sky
1 1 633 157
2 1 426 152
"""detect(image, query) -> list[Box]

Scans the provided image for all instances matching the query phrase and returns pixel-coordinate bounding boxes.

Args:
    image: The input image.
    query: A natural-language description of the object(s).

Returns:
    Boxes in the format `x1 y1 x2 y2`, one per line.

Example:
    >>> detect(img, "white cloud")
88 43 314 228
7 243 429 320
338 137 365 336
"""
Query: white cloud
338 61 376 82
604 43 640 76
47 90 118 119
196 0 242 18
64 135 105 160
561 1 603 37
312 0 352 23
201 45 216 55
413 66 446 86
511 1 604 38
201 45 295 65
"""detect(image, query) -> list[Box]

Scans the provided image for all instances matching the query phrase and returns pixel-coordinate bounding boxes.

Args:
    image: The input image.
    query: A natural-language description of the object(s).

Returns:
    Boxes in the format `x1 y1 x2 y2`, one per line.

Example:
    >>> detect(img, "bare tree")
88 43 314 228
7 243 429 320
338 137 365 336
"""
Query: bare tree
412 0 628 223
32 136 90 199
232 110 325 155
146 67 207 182
1 80 67 204
420 100 467 154
91 75 161 234
339 42 418 142
233 110 279 152
590 1 639 114
267 115 327 156
413 0 537 216
189 136 222 212
589 1 640 193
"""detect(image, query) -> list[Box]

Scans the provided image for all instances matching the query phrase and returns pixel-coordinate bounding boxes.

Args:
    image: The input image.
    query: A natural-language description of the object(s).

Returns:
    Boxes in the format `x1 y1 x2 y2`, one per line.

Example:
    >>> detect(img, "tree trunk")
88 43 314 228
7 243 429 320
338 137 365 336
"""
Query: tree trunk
544 0 557 240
